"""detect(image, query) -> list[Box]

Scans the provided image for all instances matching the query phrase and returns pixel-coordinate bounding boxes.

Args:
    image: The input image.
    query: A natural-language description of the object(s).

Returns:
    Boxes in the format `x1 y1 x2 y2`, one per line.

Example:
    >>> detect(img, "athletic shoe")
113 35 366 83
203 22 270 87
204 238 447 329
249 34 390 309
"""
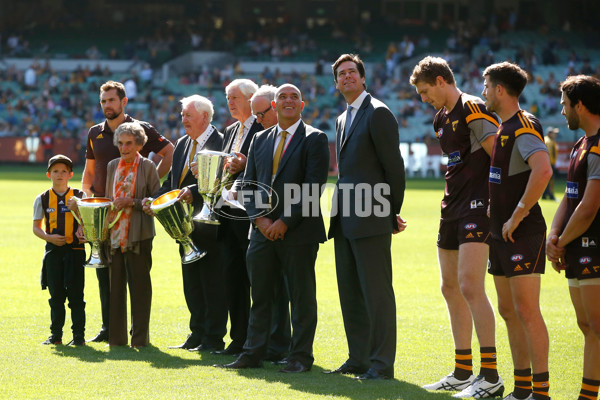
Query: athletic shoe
502 394 532 400
453 374 505 398
42 335 62 345
423 372 475 391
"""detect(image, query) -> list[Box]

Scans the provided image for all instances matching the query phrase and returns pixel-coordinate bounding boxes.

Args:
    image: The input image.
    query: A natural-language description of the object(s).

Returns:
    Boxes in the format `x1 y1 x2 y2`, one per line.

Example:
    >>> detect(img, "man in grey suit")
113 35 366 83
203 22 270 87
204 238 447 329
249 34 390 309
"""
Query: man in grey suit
143 94 227 352
217 84 329 373
325 54 406 380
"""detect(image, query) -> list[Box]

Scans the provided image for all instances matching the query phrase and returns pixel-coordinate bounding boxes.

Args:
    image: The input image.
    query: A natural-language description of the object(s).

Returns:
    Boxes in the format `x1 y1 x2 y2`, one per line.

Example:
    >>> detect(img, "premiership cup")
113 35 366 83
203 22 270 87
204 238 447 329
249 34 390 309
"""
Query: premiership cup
194 150 235 224
72 197 123 268
150 189 206 264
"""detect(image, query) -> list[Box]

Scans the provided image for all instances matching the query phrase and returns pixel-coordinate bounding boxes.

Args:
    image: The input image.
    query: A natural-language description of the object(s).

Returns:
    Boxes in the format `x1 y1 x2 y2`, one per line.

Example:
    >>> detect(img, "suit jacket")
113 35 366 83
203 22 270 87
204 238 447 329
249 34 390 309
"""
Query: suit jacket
105 156 160 250
328 94 405 240
241 120 329 245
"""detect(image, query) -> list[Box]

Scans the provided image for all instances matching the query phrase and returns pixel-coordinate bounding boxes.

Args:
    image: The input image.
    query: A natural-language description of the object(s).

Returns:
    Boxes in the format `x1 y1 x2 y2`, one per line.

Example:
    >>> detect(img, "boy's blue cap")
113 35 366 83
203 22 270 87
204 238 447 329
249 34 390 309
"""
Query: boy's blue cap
47 154 73 172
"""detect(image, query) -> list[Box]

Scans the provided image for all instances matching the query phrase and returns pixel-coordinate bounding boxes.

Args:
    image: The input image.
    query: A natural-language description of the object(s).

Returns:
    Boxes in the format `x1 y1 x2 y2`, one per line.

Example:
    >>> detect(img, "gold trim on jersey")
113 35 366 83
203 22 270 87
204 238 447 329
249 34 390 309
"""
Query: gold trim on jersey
515 111 543 142
464 101 499 127
590 145 600 156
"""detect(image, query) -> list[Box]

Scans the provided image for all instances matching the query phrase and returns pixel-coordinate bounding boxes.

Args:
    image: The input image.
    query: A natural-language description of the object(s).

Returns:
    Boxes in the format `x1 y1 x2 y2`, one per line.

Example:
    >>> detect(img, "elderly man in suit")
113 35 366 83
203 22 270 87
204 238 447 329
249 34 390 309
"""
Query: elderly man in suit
325 54 406 380
217 84 329 373
143 94 227 352
212 79 262 356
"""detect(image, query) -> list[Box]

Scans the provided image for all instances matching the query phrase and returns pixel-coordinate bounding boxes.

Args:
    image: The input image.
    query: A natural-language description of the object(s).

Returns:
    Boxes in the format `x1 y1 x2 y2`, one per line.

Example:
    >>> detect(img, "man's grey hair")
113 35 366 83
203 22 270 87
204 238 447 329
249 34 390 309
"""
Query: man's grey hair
180 95 214 121
250 84 277 103
226 79 259 98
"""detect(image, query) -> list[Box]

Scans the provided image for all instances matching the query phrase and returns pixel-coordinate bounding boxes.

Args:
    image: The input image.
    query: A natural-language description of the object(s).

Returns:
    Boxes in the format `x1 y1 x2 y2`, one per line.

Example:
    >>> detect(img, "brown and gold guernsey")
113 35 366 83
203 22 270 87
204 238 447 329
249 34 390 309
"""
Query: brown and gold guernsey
489 110 547 240
564 131 600 248
433 93 498 221
41 187 84 248
85 114 170 196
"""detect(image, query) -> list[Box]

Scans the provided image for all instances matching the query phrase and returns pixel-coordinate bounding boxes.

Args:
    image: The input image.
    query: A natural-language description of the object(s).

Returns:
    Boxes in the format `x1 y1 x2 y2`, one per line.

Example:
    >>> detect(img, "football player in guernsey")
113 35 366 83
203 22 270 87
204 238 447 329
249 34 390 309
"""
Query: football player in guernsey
547 75 600 400
411 56 503 398
483 62 552 400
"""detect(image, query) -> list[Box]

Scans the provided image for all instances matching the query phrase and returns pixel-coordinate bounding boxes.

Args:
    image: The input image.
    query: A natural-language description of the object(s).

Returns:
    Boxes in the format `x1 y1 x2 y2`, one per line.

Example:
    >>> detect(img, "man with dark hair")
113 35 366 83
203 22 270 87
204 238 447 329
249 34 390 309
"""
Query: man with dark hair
411 56 503 397
482 62 552 400
547 74 600 400
79 80 174 343
325 53 406 380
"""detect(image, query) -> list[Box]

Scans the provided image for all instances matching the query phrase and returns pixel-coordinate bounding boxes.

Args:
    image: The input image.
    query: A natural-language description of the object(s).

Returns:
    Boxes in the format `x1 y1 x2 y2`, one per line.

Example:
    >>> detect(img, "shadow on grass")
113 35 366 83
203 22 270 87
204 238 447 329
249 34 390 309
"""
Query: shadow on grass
208 362 458 400
52 343 237 369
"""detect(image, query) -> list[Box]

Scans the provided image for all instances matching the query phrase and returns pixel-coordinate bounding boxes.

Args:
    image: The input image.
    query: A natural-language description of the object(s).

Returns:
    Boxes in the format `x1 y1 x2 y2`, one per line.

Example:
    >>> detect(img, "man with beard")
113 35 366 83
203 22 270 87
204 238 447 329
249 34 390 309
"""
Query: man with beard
79 80 173 343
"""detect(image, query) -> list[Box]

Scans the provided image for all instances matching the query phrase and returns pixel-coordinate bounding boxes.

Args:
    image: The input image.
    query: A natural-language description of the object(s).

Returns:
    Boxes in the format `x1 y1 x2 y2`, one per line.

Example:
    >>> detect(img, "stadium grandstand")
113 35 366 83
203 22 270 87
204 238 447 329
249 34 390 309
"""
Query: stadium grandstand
1 0 599 175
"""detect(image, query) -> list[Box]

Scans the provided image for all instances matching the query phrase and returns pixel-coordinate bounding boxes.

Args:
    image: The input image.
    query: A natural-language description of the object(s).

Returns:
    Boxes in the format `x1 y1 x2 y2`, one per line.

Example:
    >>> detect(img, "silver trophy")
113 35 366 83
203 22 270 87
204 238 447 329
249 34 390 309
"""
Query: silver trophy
71 197 123 268
150 189 206 264
193 150 235 224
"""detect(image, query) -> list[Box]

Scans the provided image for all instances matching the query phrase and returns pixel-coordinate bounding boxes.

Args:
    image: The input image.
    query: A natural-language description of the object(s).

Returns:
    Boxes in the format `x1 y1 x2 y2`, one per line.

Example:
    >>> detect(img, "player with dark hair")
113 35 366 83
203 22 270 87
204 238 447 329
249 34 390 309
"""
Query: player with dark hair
547 74 600 400
411 56 503 397
483 62 552 400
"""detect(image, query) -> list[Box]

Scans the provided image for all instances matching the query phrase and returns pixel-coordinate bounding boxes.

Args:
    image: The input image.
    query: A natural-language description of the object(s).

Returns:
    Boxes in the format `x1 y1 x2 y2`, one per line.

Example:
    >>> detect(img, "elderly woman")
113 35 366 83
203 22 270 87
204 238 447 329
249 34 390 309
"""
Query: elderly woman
106 122 160 348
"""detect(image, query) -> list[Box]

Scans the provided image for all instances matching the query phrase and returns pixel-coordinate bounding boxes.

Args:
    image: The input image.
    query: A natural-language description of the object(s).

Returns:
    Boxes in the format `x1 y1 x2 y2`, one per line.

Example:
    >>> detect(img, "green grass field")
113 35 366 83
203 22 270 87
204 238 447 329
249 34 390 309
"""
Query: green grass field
0 165 580 399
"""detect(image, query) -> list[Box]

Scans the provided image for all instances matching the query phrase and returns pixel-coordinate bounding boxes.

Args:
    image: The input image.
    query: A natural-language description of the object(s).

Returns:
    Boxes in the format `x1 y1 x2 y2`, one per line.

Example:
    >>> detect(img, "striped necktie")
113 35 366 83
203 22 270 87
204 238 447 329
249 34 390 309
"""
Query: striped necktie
272 130 289 177
179 139 197 187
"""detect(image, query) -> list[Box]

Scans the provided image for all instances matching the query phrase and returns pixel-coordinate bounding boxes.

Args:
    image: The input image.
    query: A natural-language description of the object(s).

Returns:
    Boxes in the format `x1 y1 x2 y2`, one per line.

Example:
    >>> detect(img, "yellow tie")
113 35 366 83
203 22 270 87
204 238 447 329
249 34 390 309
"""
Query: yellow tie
272 130 289 176
233 124 245 153
179 140 197 187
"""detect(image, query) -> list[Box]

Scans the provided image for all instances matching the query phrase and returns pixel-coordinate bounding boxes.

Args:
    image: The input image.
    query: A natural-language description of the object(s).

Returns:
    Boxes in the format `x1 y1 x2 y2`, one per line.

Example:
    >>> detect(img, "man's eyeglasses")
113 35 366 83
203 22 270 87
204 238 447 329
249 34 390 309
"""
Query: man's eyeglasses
254 106 272 119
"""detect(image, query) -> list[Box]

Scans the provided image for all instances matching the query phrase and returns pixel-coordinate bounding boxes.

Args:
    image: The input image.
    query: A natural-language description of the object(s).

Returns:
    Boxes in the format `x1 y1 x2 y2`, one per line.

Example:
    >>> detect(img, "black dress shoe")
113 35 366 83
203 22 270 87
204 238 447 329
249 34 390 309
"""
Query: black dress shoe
67 337 86 346
88 331 108 343
42 335 62 345
354 368 393 380
323 361 368 375
168 334 201 350
211 345 242 356
264 353 287 363
188 343 225 352
214 355 262 369
279 360 311 373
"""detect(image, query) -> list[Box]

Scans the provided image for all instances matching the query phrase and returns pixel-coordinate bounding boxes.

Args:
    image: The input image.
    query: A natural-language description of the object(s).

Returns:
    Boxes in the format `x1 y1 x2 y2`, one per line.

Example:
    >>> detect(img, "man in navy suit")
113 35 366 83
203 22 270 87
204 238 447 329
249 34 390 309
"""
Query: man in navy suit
143 94 227 351
217 84 329 373
325 54 406 380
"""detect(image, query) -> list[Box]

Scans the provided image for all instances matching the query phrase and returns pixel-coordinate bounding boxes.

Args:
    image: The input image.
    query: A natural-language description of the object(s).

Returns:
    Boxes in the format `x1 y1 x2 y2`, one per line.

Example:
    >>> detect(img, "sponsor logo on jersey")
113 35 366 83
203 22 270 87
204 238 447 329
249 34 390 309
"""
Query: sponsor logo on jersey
447 151 462 166
465 223 477 230
58 200 64 204
580 256 592 265
511 254 524 262
489 167 501 184
46 208 55 213
566 181 579 199
60 205 70 213
514 265 523 271
436 128 443 138
452 120 458 131
524 262 531 269
97 133 104 139
500 135 509 147
465 232 474 239
584 237 599 248
470 199 485 209
583 267 591 275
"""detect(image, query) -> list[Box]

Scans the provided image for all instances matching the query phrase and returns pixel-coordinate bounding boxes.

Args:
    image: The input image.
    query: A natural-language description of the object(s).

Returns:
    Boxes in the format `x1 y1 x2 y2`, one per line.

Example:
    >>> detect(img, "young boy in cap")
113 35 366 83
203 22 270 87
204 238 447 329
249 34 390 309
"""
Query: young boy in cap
33 155 86 345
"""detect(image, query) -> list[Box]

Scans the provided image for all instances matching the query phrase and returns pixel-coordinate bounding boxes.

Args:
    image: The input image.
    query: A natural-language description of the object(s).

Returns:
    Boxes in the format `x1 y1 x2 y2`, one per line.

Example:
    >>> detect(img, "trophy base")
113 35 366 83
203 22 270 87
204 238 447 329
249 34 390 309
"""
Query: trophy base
180 239 207 264
193 204 220 225
85 255 107 269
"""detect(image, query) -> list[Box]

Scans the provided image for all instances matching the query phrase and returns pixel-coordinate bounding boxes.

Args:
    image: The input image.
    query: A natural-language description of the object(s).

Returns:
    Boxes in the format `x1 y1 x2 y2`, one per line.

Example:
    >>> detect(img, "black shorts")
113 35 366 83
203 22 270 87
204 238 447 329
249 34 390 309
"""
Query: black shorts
565 236 600 280
437 215 490 250
488 232 546 277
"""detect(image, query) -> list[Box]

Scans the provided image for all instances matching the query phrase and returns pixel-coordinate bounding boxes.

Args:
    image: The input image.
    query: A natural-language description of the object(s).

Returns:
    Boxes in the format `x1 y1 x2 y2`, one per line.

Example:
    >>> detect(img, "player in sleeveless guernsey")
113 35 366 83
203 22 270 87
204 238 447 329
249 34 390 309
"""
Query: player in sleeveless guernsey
411 57 503 397
483 62 552 400
547 75 600 400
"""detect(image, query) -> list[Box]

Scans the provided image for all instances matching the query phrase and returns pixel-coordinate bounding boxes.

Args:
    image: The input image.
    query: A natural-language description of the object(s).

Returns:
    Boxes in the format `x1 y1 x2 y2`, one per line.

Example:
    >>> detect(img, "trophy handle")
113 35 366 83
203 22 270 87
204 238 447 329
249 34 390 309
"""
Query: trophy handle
107 205 124 229
71 208 82 225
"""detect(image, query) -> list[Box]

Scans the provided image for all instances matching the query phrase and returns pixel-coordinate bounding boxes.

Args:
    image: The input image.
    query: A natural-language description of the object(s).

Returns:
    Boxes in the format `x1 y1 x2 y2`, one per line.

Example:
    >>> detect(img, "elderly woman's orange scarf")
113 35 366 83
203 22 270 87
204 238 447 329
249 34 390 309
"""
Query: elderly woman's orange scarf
111 153 140 252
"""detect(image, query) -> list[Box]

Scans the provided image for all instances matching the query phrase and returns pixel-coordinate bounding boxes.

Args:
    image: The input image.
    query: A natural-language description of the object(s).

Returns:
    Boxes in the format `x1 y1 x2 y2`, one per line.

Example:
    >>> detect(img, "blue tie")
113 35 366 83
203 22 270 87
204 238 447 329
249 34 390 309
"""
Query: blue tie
345 105 353 135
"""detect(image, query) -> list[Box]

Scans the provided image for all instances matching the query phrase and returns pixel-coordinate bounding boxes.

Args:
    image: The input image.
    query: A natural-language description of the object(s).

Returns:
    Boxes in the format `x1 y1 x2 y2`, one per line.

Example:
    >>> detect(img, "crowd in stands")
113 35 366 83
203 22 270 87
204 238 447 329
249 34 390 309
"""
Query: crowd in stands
2 11 600 159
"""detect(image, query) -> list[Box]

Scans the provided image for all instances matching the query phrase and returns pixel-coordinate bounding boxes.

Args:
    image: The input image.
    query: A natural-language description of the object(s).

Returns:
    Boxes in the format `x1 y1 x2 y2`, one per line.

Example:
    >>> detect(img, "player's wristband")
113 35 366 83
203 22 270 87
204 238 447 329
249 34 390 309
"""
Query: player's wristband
517 201 525 209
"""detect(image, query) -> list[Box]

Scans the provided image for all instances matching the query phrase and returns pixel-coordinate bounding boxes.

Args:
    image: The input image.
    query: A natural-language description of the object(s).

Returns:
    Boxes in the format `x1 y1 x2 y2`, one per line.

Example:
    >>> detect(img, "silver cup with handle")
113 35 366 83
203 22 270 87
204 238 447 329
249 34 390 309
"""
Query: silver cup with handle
194 150 235 224
71 197 123 268
150 189 206 264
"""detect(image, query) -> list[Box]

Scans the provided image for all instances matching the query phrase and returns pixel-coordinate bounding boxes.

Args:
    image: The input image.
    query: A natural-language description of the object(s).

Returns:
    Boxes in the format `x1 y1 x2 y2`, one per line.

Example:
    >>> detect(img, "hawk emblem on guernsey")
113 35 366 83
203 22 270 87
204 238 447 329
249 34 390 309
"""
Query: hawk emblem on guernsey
452 120 458 131
500 135 509 147
97 133 104 139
